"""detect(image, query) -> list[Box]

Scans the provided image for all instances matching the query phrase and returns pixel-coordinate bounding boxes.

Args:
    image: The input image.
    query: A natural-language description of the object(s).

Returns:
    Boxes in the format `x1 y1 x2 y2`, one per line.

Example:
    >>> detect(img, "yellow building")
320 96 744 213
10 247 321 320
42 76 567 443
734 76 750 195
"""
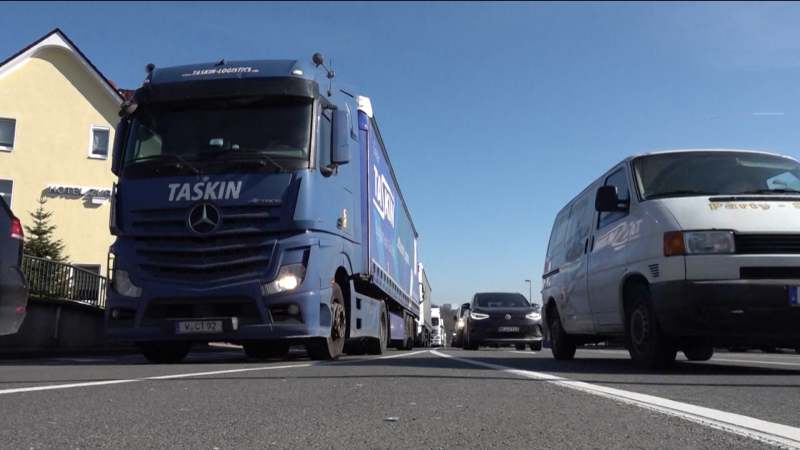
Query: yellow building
0 29 124 277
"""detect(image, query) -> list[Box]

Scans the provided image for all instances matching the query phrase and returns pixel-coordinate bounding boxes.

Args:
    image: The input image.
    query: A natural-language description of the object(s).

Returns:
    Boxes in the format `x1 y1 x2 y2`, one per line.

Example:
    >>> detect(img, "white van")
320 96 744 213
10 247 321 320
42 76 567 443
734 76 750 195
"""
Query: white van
541 149 800 368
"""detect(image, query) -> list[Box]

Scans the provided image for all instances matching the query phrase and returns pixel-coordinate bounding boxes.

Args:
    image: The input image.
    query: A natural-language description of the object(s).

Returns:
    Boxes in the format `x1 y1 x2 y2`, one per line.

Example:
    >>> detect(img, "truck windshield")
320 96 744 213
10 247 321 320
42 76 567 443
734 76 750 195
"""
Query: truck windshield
476 294 529 308
633 151 800 200
122 98 313 177
432 318 439 326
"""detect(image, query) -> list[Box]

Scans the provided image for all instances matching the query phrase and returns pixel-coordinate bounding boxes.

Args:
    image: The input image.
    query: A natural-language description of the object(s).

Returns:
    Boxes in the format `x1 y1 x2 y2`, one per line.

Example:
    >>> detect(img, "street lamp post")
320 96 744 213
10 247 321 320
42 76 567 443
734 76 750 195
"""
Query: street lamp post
525 279 532 305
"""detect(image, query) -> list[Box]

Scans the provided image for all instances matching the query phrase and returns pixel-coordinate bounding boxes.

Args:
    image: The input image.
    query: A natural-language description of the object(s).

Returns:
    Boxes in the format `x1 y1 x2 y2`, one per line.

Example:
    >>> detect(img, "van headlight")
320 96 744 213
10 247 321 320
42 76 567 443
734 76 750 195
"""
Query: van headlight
262 264 306 295
113 269 142 298
684 231 735 255
470 312 489 320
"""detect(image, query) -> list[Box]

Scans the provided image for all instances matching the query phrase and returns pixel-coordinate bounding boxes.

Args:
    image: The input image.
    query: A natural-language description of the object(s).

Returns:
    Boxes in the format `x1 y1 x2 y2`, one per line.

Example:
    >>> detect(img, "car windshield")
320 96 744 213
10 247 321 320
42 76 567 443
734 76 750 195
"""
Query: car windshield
122 98 313 176
476 294 529 308
633 151 800 200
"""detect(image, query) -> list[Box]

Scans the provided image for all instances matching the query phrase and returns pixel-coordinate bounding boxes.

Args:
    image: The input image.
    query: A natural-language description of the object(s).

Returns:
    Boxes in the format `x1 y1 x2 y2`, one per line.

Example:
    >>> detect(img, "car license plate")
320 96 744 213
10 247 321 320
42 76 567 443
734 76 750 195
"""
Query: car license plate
498 326 519 332
175 320 223 334
790 286 799 307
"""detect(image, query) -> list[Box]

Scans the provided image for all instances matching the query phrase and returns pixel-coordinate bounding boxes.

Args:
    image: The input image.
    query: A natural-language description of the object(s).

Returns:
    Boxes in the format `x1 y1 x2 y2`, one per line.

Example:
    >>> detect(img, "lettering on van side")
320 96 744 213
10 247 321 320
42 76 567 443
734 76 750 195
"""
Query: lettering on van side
373 166 396 228
168 181 242 202
708 203 770 211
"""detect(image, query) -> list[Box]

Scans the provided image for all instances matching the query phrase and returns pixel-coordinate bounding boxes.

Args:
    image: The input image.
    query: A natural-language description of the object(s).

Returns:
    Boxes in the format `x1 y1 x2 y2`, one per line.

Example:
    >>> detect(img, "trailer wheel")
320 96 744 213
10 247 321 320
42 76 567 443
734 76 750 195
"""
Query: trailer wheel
365 301 388 355
140 341 190 364
306 284 346 361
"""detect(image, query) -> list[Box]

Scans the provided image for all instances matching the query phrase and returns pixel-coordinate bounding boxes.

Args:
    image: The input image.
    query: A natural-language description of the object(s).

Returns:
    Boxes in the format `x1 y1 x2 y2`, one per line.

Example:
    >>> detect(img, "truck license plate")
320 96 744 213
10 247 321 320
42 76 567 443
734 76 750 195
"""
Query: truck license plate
498 326 519 332
790 286 799 307
175 320 223 334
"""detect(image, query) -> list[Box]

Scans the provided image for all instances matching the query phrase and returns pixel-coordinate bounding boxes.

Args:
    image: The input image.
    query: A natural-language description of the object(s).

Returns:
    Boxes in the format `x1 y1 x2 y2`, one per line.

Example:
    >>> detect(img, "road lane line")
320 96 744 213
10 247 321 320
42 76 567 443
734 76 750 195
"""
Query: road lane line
709 358 800 368
431 350 800 449
0 363 311 396
377 350 430 360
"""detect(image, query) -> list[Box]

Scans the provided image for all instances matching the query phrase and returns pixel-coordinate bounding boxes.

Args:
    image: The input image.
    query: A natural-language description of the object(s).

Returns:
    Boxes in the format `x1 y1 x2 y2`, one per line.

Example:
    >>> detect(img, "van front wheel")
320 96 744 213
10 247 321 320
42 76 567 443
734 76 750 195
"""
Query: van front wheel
626 283 678 369
549 308 576 360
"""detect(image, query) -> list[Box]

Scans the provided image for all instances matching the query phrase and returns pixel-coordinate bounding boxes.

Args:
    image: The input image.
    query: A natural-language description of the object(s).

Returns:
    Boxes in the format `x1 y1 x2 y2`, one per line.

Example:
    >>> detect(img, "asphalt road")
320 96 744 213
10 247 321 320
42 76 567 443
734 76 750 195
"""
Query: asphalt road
0 345 799 450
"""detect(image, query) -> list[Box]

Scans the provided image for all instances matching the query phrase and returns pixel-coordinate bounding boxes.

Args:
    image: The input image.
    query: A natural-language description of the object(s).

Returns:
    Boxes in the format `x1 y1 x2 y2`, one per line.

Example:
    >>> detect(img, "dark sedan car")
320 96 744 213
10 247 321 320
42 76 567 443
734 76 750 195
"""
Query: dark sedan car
0 200 28 336
462 292 543 351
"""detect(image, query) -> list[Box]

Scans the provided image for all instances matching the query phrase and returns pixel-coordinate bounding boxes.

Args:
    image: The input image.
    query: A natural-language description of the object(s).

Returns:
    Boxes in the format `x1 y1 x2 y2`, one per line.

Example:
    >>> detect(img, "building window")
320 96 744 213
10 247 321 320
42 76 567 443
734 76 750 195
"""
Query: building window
0 118 16 151
89 125 110 159
0 179 12 208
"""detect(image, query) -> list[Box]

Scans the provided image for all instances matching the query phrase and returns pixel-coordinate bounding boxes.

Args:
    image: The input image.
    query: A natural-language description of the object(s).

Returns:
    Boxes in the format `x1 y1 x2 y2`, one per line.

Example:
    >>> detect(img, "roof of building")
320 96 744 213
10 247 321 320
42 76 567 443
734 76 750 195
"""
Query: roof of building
0 28 124 105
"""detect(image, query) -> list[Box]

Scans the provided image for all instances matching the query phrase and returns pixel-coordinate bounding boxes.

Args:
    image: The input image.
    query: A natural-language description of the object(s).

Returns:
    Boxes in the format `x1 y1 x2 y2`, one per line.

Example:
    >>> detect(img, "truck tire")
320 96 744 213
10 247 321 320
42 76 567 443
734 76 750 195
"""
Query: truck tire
549 307 576 360
306 284 346 361
626 283 678 369
244 342 290 360
140 341 190 364
682 338 714 362
365 301 388 355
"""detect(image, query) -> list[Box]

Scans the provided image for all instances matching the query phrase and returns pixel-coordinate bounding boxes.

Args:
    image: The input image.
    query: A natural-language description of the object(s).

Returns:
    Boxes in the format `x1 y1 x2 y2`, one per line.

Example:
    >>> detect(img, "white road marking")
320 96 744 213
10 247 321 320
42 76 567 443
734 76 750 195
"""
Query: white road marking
378 350 430 360
709 359 800 368
431 350 800 449
0 363 311 396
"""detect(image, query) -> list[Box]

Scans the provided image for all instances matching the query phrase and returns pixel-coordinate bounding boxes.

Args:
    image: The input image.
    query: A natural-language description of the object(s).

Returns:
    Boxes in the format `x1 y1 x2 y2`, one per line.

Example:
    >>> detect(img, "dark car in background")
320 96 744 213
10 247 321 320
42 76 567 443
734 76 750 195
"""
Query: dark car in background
451 303 470 348
0 200 28 336
462 292 543 351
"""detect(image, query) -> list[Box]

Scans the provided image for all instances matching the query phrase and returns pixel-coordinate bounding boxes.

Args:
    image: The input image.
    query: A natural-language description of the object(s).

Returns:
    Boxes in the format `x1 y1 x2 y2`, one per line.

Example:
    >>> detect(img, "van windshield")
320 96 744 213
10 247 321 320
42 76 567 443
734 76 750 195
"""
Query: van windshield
633 152 800 200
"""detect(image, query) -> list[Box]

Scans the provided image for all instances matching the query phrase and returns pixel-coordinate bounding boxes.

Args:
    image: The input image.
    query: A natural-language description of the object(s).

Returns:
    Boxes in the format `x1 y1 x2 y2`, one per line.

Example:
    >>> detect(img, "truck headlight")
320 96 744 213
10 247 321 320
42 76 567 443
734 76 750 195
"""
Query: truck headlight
262 264 306 295
470 312 489 320
684 231 735 255
525 311 542 321
113 269 142 298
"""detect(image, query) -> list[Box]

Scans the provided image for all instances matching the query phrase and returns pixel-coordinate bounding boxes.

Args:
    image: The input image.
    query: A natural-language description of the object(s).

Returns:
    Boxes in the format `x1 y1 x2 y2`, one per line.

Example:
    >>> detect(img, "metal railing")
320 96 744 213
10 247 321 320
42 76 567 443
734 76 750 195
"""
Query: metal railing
20 255 107 309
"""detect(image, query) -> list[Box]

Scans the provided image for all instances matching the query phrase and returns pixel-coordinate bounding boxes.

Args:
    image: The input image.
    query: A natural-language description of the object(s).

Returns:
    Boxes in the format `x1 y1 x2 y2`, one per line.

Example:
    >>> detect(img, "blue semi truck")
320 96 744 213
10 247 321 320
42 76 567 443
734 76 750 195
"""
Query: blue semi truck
105 54 421 363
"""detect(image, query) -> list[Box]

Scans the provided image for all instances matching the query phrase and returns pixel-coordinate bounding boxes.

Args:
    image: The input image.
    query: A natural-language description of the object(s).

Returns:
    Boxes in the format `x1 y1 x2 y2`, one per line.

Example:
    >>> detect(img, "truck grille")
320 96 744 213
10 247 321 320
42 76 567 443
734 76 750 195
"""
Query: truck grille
129 205 280 285
735 234 800 255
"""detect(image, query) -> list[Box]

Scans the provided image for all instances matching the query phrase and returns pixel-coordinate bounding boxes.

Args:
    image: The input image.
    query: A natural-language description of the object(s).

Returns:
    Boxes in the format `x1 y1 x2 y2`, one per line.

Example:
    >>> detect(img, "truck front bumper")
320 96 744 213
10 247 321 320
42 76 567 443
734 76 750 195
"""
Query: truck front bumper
105 283 332 343
650 279 800 347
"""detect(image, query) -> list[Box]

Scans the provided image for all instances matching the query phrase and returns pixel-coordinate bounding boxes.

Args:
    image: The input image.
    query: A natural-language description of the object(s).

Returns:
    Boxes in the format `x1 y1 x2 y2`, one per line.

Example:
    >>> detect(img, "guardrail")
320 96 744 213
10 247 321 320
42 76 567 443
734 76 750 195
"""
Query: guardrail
20 255 107 309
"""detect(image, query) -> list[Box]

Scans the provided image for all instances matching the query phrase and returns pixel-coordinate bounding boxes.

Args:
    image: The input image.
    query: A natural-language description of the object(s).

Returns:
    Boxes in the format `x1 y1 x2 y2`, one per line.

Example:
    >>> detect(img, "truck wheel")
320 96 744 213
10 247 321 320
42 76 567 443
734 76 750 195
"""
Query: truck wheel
140 342 190 364
365 301 388 355
515 344 526 351
530 341 543 351
244 342 290 360
306 284 346 361
626 283 678 369
549 307 576 360
682 338 714 361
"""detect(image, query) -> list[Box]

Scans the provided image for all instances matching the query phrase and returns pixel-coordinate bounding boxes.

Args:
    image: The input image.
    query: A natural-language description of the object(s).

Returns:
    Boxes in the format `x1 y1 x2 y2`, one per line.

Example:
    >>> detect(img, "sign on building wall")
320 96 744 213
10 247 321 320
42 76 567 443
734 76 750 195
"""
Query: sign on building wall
47 184 111 204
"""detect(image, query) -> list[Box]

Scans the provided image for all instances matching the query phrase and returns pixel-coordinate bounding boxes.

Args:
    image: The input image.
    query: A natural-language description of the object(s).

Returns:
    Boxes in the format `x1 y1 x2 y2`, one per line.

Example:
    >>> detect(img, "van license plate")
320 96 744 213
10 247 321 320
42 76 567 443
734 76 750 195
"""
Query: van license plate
498 326 519 332
790 286 799 307
175 320 223 334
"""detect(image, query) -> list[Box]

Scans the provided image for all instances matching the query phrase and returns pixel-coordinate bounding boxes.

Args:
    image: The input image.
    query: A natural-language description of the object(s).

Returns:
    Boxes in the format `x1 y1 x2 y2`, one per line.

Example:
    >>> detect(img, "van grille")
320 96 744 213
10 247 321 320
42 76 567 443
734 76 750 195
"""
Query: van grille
735 234 800 255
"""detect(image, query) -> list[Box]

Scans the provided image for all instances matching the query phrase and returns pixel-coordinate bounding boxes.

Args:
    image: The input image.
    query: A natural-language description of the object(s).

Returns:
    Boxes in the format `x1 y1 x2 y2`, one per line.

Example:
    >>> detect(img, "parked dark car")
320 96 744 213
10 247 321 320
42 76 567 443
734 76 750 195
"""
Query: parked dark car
462 292 543 351
0 200 28 335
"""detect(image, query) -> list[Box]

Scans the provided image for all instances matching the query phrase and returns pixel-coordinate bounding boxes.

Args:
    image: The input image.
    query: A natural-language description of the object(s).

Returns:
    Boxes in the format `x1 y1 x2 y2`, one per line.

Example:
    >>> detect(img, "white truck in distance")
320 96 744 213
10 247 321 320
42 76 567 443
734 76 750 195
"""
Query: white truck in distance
415 263 432 348
431 307 446 347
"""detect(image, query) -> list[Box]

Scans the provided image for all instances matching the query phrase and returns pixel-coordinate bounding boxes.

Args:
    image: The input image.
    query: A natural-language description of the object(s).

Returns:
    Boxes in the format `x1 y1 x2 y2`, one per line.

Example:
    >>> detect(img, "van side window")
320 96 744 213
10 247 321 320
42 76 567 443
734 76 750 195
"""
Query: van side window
598 169 630 229
564 194 591 263
546 210 569 261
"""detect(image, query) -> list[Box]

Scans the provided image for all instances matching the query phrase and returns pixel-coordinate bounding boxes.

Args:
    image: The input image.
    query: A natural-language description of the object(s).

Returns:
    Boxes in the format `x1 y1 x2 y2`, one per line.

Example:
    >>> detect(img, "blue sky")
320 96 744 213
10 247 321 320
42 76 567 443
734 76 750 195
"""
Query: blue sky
3 1 800 307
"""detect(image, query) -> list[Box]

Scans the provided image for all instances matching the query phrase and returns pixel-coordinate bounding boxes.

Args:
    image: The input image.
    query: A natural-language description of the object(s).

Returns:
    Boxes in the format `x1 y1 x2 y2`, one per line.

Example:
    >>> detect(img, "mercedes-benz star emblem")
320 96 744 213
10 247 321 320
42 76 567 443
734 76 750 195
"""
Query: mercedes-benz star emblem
188 203 220 235
505 314 511 321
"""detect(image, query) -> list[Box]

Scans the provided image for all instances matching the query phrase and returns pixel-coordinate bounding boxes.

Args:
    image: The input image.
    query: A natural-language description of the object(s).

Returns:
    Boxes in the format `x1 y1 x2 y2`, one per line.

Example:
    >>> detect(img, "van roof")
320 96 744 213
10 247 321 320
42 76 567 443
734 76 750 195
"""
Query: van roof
623 148 798 162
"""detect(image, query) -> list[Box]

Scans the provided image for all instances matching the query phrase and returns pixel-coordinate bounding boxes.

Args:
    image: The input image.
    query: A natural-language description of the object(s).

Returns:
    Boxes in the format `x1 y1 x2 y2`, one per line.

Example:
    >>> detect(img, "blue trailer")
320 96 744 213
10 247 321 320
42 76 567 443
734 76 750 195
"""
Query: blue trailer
105 54 421 363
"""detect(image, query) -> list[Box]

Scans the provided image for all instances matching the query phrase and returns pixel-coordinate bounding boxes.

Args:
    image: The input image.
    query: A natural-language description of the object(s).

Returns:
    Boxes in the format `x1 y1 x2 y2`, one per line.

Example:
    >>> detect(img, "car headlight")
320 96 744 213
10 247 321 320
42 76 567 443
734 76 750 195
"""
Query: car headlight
113 269 141 298
525 311 542 321
684 231 735 255
262 263 307 295
470 312 489 320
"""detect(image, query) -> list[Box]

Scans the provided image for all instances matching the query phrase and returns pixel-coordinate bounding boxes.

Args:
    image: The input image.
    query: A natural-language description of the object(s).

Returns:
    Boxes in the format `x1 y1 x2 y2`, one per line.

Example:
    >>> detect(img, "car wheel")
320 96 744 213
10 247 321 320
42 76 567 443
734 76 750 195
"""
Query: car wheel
626 283 678 369
515 343 526 351
530 341 543 351
682 338 714 361
140 341 191 364
306 284 346 361
365 301 388 355
549 307 576 360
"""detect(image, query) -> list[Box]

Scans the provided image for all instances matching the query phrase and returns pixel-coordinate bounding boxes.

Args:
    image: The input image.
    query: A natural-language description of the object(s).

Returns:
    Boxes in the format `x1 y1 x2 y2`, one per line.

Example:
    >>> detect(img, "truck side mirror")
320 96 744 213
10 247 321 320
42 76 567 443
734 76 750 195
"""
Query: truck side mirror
111 119 129 176
331 109 351 166
595 185 624 212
